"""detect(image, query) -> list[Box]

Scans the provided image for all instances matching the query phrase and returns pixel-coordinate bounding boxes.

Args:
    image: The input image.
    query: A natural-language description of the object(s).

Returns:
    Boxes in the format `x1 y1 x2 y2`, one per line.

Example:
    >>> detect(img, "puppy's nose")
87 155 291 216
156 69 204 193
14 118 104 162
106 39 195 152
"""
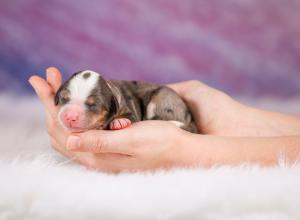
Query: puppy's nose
63 112 80 127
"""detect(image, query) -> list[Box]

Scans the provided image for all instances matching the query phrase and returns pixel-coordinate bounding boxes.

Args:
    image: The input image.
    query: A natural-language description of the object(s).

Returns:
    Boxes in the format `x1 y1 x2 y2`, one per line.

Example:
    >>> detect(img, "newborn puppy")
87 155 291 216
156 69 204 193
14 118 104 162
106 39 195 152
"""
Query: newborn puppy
54 70 198 133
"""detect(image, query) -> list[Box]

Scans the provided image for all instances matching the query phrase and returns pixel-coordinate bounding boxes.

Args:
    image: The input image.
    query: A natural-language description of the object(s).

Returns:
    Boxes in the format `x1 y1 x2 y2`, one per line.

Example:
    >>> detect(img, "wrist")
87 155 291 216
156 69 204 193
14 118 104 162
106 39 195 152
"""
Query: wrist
197 91 248 136
170 131 213 168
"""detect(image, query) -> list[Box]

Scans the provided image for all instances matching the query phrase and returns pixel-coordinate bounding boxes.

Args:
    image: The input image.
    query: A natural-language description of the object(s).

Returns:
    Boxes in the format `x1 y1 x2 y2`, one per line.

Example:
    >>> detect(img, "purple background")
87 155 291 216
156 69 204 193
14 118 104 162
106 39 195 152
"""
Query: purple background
1 0 300 97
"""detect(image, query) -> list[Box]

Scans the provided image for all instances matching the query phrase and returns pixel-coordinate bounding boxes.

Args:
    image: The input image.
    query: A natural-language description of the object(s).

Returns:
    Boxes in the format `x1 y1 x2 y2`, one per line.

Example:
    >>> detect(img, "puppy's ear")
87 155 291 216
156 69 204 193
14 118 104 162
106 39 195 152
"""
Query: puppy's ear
110 95 119 115
105 81 122 114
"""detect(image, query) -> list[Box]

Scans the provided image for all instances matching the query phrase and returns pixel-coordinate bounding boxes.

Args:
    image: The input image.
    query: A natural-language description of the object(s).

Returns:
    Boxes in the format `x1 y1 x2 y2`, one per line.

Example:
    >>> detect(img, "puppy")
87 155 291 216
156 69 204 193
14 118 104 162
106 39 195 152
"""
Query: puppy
54 70 198 133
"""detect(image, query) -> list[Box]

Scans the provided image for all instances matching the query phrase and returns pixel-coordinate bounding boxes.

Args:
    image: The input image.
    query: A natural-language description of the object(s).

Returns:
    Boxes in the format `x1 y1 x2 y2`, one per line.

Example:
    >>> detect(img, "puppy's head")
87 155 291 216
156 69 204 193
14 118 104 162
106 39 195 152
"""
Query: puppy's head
54 70 120 132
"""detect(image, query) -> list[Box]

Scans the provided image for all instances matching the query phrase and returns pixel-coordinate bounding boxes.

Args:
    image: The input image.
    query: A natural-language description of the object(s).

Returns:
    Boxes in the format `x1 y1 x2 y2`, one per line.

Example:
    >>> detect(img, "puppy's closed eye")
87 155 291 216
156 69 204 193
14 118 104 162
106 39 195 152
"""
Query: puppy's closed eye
85 95 101 113
86 95 96 106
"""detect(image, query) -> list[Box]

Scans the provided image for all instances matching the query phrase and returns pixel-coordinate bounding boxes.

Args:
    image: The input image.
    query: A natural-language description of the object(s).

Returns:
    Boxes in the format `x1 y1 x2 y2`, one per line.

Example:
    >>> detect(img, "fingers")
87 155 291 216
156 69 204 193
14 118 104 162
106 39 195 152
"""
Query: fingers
82 153 134 173
50 138 75 159
167 82 187 94
28 67 62 117
66 129 132 155
167 80 201 96
46 67 62 93
81 152 163 173
168 80 216 95
29 75 57 116
46 111 69 143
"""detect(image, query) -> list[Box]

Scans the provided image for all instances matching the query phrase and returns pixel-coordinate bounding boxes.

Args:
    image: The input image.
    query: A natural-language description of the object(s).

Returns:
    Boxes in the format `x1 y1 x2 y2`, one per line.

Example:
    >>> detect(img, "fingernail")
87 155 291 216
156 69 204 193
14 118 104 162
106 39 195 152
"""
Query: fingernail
67 136 80 150
46 67 55 74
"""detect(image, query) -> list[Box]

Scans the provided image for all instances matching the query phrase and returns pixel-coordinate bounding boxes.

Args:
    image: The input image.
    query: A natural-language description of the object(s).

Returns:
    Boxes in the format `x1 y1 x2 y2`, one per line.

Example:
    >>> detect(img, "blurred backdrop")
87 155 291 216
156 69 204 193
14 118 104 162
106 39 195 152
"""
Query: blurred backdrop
1 0 300 98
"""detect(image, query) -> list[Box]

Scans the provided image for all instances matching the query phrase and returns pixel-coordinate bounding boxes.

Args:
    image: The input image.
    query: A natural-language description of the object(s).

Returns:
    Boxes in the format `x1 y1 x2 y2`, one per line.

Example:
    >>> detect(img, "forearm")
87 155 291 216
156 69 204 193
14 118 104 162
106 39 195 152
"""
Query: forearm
246 106 300 136
178 133 300 168
224 99 300 136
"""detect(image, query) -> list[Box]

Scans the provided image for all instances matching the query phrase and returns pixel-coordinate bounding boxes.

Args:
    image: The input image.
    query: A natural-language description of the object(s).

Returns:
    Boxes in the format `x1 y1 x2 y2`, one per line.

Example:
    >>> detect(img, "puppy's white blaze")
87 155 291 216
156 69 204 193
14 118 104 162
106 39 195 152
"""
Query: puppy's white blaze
169 120 184 128
146 102 156 119
69 70 99 102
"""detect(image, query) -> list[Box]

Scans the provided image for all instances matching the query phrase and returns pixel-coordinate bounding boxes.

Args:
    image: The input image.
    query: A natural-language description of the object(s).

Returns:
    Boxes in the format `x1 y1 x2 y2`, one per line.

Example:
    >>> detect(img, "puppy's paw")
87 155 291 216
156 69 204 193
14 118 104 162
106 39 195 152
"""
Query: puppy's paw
109 118 132 130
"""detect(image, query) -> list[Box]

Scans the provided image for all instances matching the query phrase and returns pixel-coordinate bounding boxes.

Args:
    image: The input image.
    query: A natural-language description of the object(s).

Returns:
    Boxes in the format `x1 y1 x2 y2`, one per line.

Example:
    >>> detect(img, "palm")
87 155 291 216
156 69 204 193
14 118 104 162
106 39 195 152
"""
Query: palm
168 81 241 136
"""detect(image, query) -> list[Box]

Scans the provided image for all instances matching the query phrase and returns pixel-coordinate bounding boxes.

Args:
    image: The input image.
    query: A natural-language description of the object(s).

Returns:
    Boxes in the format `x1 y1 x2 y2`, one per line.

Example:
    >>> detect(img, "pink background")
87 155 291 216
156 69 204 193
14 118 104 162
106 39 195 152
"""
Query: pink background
1 0 300 97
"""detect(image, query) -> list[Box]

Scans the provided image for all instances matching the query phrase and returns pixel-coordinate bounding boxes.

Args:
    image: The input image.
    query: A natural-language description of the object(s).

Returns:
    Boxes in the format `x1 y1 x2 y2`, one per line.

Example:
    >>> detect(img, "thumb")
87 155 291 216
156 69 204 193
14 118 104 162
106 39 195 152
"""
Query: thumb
167 80 199 96
167 82 186 95
66 130 131 154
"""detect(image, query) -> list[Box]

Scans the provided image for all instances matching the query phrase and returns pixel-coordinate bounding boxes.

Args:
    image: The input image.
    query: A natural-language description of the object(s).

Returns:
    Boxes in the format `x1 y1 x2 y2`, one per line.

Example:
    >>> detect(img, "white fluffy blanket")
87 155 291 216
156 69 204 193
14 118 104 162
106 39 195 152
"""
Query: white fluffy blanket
0 94 300 220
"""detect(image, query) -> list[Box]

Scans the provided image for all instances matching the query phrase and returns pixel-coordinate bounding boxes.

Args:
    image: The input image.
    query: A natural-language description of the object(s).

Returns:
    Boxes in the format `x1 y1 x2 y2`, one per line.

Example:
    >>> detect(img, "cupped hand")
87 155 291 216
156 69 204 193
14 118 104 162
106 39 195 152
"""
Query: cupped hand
168 81 250 136
29 67 191 172
65 120 190 172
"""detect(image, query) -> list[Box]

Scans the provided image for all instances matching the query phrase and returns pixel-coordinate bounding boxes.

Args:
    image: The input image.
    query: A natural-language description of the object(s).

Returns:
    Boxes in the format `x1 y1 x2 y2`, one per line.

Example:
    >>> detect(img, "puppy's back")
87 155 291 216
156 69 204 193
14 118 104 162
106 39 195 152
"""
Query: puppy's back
111 80 198 133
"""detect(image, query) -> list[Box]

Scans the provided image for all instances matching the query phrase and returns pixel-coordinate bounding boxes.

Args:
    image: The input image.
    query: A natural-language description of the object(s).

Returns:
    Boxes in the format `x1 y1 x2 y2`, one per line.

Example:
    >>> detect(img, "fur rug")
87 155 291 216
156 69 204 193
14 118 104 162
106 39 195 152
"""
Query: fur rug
0 94 300 220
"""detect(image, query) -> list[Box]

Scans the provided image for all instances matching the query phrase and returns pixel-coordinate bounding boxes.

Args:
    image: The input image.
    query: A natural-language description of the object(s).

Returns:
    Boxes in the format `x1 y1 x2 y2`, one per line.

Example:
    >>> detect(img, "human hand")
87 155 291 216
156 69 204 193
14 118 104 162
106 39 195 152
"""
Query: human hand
65 120 191 172
30 68 299 172
168 80 247 136
168 80 300 137
29 67 192 172
29 67 68 156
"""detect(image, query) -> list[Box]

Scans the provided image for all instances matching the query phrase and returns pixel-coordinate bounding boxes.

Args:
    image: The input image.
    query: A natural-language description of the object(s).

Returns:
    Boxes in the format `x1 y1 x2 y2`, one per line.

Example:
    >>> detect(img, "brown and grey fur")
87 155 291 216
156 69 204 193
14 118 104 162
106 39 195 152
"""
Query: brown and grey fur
55 70 198 133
